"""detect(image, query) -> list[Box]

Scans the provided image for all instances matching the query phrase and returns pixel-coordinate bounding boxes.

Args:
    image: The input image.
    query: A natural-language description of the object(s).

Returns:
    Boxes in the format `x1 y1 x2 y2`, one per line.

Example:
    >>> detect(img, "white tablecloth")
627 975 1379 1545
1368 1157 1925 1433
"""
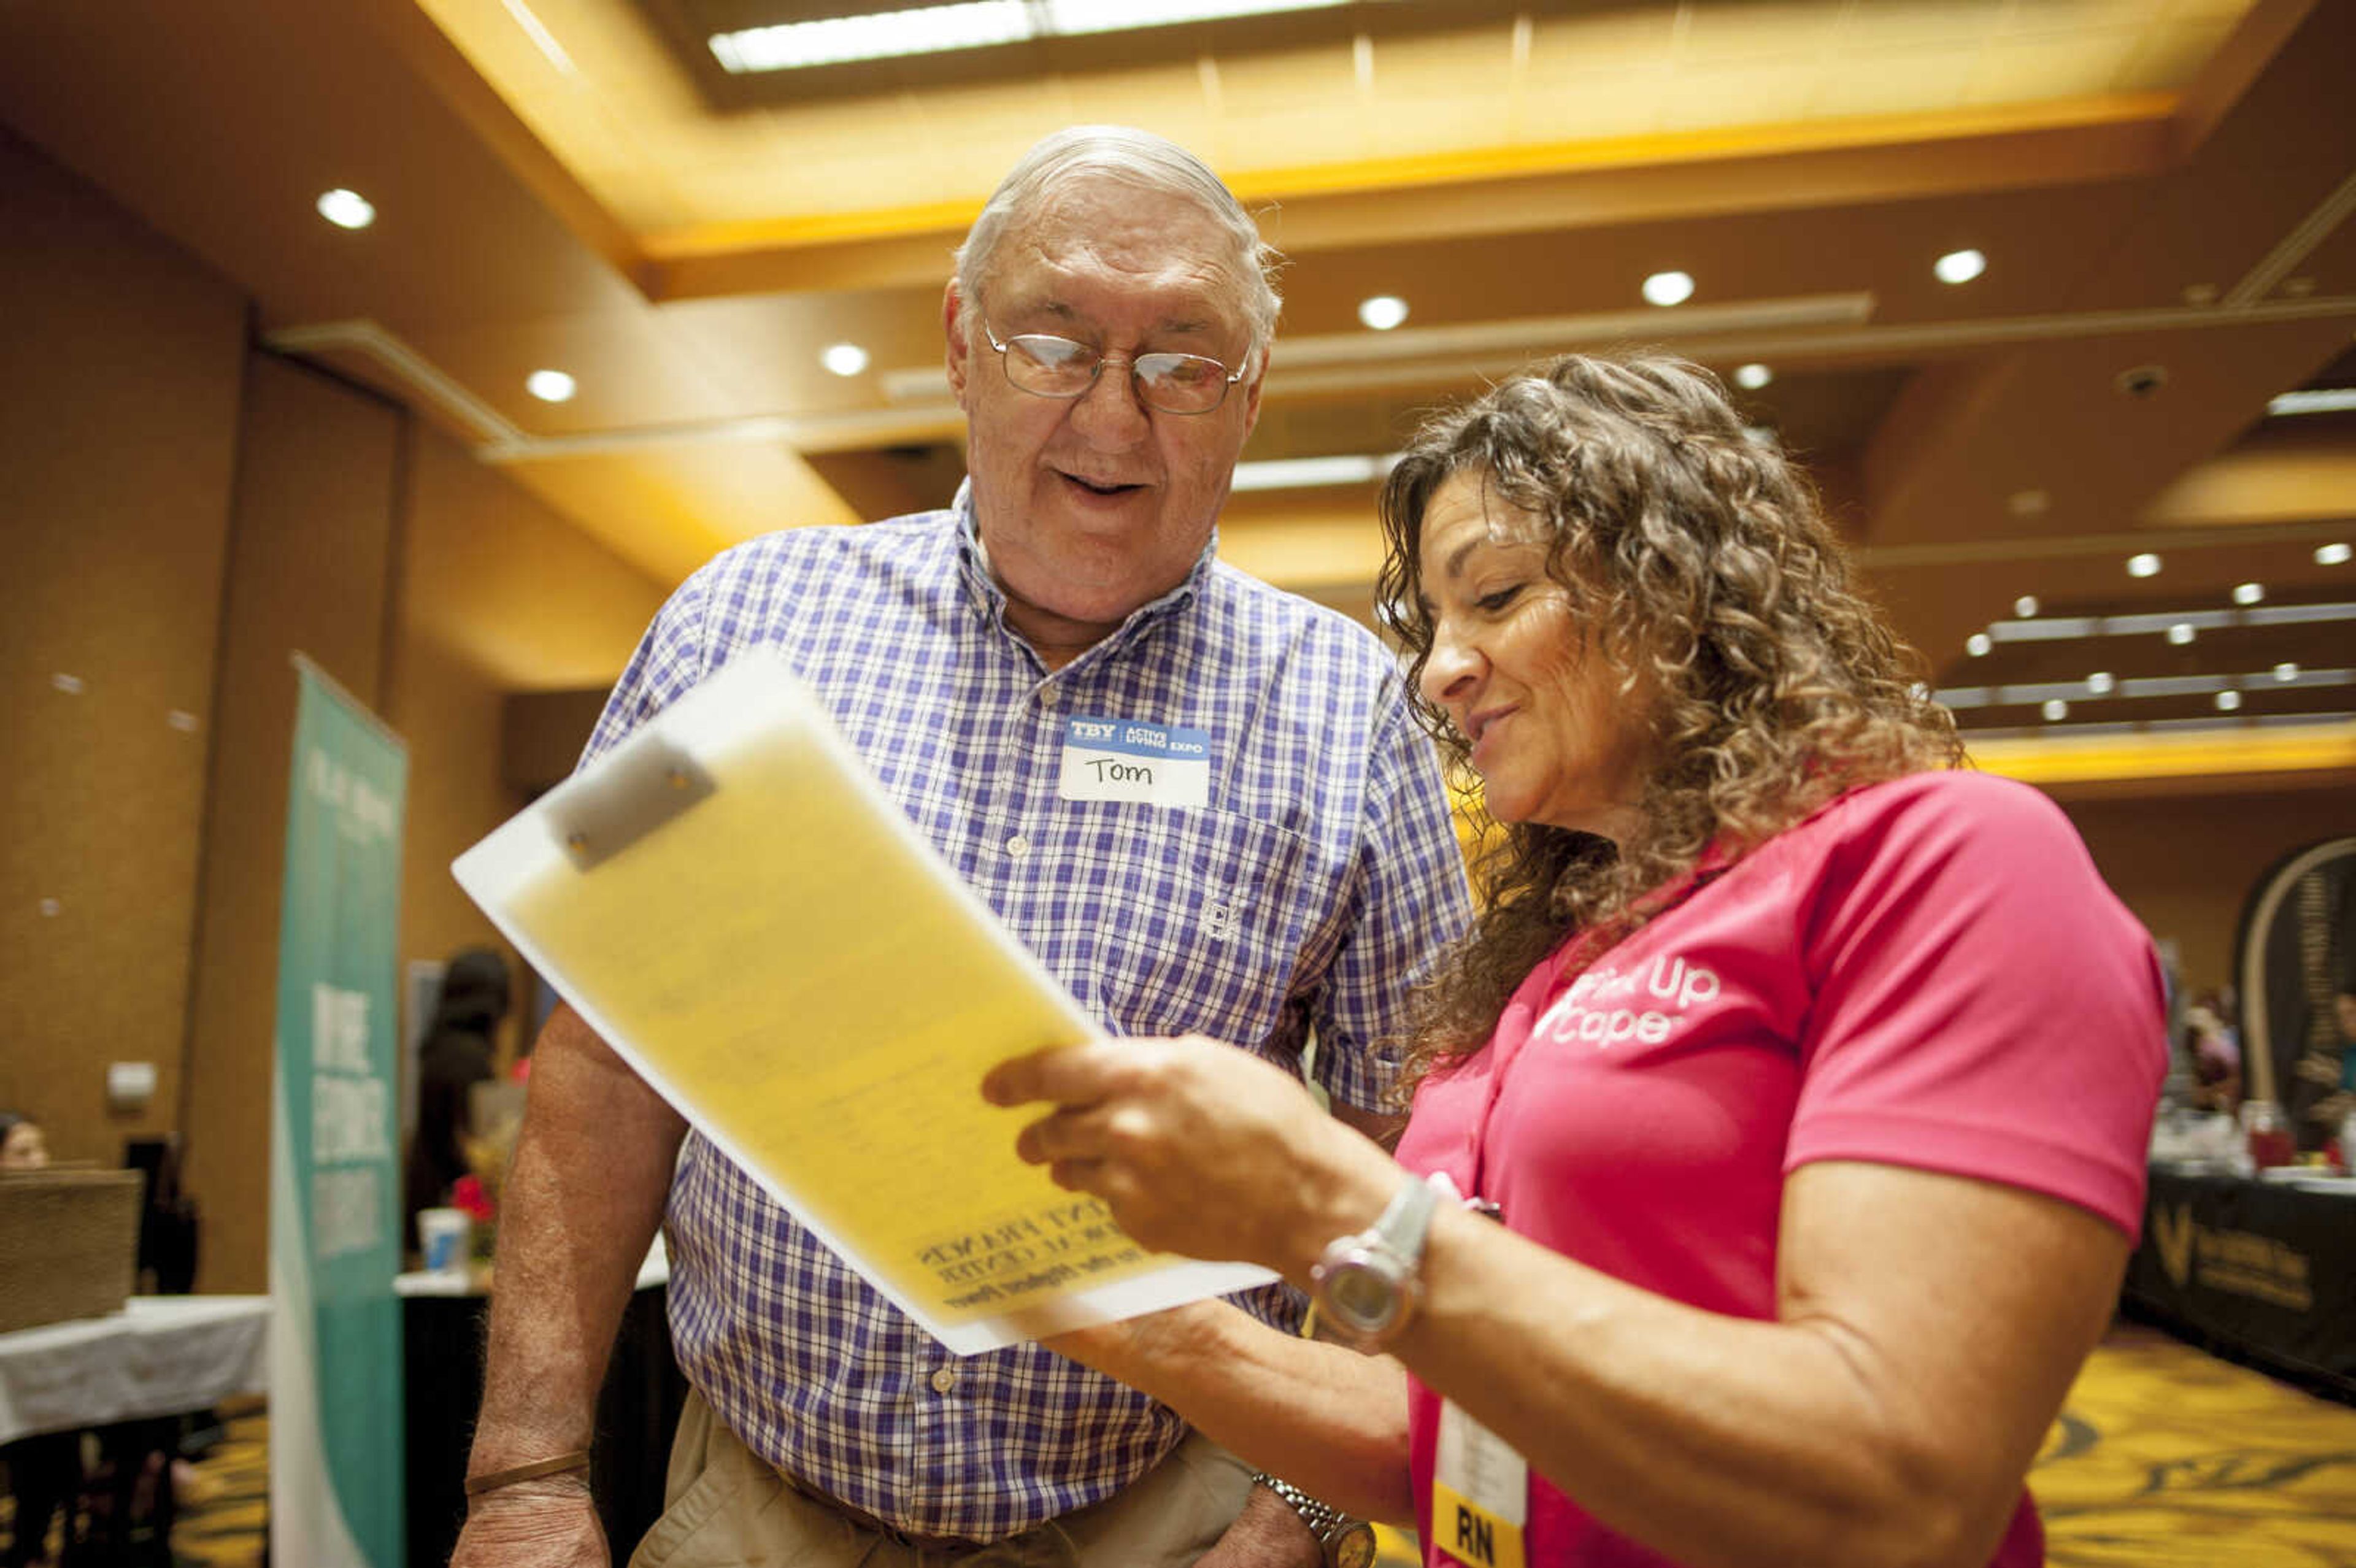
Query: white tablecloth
0 1296 268 1444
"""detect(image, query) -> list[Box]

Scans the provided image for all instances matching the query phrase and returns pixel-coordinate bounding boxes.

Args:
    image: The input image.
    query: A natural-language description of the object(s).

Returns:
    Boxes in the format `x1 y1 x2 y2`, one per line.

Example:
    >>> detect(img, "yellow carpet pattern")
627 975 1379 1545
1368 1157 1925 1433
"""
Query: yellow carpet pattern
9 1323 2347 1566
2035 1323 2356 1567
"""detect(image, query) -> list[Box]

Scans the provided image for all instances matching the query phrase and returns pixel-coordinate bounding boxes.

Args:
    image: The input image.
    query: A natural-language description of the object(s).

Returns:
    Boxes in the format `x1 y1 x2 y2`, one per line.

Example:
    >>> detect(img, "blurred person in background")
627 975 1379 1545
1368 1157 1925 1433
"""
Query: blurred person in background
0 1112 76 1568
0 1112 47 1172
403 947 512 1252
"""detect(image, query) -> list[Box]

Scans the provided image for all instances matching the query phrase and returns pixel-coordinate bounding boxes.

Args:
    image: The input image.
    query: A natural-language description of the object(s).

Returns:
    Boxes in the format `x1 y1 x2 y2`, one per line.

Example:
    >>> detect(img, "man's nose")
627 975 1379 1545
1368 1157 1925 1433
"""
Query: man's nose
1069 359 1150 445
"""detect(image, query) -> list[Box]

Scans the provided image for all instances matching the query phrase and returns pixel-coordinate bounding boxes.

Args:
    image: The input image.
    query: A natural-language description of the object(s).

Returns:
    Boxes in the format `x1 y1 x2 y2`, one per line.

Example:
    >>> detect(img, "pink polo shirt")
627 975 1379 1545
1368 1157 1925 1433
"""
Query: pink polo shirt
1396 770 2167 1568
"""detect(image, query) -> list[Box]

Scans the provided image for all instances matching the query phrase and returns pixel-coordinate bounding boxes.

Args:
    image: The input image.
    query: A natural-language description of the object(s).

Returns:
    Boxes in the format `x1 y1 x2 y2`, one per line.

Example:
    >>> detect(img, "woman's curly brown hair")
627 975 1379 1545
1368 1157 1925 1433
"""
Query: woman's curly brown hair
1376 352 1963 1099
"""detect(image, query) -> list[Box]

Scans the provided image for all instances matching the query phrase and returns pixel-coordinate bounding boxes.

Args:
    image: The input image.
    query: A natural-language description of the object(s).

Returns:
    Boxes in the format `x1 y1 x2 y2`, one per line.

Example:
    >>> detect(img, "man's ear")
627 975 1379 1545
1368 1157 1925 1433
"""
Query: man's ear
1236 345 1268 441
944 280 973 409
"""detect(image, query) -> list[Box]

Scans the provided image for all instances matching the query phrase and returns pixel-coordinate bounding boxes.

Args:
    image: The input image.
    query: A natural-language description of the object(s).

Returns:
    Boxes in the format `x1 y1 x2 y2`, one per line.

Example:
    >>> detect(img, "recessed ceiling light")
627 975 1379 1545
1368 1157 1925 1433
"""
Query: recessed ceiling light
2086 671 2114 694
2274 662 2301 682
2215 690 2243 711
1966 632 1992 657
315 188 375 230
2166 622 2196 645
1642 271 1695 307
2232 582 2265 605
1934 248 1986 285
1357 295 1409 331
2041 698 2068 721
821 342 871 377
2127 553 2162 578
526 369 577 402
1733 363 1772 390
2014 594 2039 618
2319 542 2354 566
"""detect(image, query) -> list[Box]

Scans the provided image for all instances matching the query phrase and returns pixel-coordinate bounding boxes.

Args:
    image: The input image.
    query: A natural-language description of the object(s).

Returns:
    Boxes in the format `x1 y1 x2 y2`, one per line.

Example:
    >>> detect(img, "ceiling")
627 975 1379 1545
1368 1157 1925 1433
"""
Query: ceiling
2 0 2352 787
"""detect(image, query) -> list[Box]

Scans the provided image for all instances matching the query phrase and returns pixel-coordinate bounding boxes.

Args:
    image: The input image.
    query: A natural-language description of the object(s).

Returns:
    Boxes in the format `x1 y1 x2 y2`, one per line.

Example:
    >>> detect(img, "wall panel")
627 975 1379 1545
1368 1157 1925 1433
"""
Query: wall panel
0 125 245 1168
182 353 400 1291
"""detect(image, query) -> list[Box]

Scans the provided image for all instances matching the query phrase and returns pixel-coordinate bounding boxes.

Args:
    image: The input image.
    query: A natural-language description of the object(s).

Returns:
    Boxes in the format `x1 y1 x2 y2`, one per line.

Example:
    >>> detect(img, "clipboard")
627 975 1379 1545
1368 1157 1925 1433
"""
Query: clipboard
451 649 1272 1353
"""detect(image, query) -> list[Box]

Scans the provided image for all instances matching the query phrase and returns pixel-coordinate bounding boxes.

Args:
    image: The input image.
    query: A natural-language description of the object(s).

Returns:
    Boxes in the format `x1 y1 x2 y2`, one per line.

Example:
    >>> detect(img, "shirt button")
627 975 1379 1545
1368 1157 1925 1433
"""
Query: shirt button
1035 686 1057 707
1005 834 1030 859
930 1366 957 1394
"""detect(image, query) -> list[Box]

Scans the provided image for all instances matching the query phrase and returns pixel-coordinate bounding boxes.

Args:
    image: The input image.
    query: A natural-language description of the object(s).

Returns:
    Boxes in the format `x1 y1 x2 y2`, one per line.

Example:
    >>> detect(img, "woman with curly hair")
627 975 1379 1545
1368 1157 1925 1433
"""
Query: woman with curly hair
987 353 2167 1568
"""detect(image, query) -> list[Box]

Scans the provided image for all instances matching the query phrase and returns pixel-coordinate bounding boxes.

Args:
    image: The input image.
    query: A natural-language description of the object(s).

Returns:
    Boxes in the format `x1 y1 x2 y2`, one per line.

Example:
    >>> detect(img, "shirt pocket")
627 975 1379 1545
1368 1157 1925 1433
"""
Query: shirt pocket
1068 807 1320 1045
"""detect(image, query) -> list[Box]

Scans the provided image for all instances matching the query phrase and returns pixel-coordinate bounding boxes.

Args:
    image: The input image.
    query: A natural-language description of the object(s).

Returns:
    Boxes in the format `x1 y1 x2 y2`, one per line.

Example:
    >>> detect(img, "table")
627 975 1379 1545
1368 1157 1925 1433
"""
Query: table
0 1296 267 1447
0 1296 267 1566
2124 1164 2356 1402
400 1250 685 1568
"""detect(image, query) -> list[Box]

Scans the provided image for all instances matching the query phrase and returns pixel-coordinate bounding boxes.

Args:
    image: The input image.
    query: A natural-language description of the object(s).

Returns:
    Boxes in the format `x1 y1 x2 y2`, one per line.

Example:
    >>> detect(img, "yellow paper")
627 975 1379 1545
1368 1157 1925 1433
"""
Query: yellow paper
452 651 1272 1353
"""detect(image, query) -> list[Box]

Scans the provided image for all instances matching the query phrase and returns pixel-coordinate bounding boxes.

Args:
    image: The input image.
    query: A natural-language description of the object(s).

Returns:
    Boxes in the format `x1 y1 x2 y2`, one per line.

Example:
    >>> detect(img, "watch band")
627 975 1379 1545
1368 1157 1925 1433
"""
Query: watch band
1254 1474 1376 1568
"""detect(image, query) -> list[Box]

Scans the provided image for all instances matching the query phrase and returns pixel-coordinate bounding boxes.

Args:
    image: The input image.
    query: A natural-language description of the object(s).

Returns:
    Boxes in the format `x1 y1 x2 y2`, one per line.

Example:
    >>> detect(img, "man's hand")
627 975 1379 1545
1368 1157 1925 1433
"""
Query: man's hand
1192 1483 1326 1568
448 1481 608 1568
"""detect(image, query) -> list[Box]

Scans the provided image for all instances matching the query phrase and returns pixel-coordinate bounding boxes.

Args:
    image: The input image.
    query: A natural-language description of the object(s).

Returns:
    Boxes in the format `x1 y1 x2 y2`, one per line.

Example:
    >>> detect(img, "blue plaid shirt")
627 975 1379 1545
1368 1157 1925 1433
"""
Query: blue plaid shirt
580 490 1470 1539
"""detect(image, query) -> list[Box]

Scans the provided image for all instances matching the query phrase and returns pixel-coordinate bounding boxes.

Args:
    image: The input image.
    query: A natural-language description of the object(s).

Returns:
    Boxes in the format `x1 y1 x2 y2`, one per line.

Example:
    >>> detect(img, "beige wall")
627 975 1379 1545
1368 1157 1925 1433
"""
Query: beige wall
2057 781 2355 1001
0 125 245 1170
1 126 667 1290
391 427 669 1068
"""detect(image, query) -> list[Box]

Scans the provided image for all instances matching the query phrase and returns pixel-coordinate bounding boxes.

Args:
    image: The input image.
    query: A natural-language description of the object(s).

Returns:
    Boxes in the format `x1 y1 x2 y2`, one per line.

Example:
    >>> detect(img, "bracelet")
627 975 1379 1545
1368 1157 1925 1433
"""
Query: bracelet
464 1450 591 1496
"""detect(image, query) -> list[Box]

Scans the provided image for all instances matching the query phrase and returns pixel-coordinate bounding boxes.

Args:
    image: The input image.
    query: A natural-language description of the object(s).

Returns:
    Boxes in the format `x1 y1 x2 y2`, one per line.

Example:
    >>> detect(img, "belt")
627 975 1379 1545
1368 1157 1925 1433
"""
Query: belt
779 1470 995 1556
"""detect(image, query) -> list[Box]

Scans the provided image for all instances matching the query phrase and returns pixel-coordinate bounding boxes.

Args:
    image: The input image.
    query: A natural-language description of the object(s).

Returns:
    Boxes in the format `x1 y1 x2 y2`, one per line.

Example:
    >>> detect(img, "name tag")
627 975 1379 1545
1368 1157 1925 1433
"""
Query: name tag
1433 1399 1528 1568
1057 715 1209 808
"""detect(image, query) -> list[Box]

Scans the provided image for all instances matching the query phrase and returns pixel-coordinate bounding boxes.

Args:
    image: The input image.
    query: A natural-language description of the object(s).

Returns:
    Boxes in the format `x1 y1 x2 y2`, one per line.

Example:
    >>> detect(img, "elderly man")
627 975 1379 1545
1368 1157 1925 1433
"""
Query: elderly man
450 125 1470 1568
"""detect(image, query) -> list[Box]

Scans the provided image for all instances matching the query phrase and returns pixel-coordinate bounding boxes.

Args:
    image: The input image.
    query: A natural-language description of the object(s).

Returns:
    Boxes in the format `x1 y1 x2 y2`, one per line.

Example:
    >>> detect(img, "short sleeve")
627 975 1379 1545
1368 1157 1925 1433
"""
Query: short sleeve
1309 692 1474 1112
577 568 714 773
1786 773 2167 1237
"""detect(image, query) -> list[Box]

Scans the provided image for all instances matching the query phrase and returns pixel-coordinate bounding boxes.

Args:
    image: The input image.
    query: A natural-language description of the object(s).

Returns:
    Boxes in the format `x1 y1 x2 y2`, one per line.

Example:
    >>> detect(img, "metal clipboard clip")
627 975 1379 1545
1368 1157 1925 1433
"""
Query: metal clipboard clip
544 733 717 872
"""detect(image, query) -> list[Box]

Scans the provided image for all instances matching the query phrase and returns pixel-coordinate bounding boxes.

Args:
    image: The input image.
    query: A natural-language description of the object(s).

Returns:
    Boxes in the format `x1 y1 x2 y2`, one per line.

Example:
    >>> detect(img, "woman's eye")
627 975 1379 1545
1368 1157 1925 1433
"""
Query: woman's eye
1476 585 1523 612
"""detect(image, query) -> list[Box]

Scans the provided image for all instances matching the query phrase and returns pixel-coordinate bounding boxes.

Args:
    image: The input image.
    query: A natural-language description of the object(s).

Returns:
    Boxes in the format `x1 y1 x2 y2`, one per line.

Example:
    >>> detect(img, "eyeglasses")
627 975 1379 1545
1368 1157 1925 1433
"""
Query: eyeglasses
981 320 1246 416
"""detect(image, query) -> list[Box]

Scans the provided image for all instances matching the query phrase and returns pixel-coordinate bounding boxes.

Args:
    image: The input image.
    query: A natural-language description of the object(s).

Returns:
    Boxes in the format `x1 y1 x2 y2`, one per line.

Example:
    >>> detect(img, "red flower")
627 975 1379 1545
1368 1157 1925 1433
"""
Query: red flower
451 1174 495 1222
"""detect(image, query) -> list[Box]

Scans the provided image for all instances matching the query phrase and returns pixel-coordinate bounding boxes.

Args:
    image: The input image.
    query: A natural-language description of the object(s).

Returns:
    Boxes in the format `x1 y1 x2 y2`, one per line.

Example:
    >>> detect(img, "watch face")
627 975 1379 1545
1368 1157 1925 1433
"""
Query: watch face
1320 1255 1401 1332
1333 1521 1379 1568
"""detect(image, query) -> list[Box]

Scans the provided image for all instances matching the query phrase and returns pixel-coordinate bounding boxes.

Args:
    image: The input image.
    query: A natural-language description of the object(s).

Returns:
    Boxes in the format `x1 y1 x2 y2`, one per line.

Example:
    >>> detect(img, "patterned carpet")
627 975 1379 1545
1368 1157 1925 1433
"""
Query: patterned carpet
7 1320 2349 1567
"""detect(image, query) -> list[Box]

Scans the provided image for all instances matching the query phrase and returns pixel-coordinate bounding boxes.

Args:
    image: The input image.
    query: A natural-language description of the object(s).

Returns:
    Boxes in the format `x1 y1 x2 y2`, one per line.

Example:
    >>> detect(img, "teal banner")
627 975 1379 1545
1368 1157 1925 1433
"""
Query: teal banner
268 657 409 1568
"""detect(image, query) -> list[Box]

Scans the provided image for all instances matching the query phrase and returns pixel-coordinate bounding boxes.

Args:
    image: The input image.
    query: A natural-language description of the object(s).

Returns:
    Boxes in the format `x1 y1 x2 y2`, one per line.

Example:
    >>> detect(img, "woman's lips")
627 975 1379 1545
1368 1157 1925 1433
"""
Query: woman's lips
1468 707 1514 764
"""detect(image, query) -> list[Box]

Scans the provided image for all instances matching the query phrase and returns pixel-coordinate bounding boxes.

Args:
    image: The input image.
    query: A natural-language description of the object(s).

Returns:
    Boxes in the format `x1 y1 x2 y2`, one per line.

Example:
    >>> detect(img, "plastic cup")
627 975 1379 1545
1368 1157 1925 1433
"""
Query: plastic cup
418 1207 472 1276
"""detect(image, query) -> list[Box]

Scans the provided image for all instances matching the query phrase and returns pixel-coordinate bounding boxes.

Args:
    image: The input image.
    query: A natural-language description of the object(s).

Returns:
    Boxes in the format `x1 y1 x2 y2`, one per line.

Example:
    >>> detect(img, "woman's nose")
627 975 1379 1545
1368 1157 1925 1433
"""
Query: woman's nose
1419 628 1482 709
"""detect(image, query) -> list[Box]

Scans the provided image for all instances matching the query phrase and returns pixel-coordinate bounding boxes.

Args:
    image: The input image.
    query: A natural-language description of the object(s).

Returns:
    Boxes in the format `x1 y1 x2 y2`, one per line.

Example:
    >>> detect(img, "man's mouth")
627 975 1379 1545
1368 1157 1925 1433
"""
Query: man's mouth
1060 471 1146 497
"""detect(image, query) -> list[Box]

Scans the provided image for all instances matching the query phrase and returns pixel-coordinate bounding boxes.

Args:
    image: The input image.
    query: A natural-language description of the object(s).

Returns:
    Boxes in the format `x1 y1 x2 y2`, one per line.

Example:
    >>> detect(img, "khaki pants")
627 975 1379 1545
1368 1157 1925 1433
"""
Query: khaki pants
629 1390 1253 1568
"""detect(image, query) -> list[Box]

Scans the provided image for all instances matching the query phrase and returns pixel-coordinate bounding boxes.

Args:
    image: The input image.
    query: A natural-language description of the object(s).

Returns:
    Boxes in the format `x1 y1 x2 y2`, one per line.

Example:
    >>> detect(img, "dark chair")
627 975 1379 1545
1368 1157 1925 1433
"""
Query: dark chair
121 1139 198 1297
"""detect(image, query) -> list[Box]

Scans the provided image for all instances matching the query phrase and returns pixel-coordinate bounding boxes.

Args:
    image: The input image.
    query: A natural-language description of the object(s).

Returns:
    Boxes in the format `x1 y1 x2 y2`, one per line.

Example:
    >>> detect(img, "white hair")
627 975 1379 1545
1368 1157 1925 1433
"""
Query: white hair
953 125 1283 355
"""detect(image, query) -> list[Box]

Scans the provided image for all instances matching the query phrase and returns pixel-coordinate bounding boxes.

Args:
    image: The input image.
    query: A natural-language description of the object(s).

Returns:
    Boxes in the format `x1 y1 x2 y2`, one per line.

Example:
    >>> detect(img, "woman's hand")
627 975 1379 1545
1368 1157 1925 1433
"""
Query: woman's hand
982 1036 1399 1277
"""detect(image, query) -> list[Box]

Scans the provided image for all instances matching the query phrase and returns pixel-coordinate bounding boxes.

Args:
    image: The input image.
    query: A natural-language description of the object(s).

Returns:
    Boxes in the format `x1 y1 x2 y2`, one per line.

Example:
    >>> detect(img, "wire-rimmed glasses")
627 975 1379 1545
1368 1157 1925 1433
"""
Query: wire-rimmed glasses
981 320 1246 415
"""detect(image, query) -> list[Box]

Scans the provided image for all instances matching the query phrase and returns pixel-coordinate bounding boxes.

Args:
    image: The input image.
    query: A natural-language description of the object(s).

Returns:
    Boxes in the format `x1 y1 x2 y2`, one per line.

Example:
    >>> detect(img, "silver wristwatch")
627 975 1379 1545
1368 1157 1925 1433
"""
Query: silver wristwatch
1255 1473 1377 1568
1310 1170 1442 1350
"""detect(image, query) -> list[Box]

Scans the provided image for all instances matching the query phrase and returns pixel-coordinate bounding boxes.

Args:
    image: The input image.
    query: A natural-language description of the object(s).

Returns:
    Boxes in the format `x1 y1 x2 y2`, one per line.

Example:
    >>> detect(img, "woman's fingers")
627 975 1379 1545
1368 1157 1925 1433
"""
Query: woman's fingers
984 1040 1133 1108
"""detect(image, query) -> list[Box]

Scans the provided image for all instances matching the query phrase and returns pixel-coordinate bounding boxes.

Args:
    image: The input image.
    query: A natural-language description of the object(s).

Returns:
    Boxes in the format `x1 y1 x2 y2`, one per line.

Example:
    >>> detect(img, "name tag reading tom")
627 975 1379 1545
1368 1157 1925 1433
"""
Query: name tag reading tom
1058 715 1210 808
